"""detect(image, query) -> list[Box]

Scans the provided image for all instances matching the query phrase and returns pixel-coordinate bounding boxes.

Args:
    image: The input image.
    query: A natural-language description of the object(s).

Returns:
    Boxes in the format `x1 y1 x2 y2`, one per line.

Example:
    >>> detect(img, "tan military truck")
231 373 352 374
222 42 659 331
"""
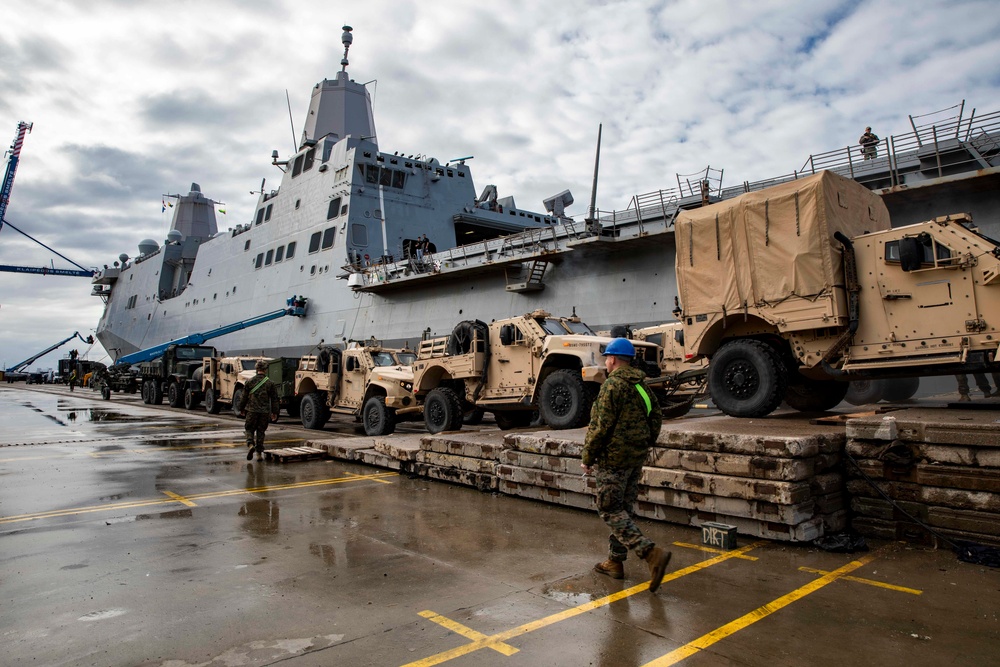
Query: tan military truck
410 311 664 433
293 344 418 435
673 169 1000 418
631 321 708 417
199 355 267 414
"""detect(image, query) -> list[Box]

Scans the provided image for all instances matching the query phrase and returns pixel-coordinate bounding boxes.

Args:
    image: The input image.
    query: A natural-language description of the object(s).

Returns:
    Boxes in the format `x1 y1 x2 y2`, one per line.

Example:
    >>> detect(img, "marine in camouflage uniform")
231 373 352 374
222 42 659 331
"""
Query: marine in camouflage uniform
239 360 279 461
581 338 672 592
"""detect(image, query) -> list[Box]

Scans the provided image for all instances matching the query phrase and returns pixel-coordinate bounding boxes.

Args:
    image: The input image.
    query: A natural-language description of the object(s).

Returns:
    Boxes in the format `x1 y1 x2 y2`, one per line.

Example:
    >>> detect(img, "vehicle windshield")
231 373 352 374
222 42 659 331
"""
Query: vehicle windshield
562 320 594 335
176 347 214 360
241 360 259 371
539 319 569 335
371 351 396 367
395 352 417 366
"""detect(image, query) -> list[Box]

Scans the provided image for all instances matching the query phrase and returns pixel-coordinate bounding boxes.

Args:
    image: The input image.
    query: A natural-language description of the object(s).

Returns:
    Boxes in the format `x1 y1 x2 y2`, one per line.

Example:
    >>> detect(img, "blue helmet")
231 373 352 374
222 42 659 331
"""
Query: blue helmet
603 337 635 358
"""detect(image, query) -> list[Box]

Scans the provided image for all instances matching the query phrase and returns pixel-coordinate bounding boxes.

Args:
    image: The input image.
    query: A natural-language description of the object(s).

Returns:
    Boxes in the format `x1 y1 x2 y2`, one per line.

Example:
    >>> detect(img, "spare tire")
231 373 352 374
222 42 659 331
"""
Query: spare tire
447 320 489 356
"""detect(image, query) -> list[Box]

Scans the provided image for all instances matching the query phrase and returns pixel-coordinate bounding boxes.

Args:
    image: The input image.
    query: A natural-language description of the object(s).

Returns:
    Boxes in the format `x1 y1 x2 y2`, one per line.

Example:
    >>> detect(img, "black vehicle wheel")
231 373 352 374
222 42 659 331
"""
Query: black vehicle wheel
167 382 183 408
463 406 485 425
150 380 163 405
494 410 534 430
300 392 329 430
845 379 884 406
708 339 787 418
447 320 488 356
882 377 920 401
183 387 200 410
232 387 244 416
538 369 591 429
285 397 301 418
363 396 397 436
141 380 151 404
784 377 849 412
101 384 111 401
424 387 463 434
205 388 220 414
127 382 137 395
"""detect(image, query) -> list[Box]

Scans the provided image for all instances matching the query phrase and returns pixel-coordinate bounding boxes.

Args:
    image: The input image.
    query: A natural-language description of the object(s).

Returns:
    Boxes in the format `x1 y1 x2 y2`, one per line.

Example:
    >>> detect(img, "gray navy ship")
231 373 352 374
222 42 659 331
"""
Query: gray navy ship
92 27 1000 361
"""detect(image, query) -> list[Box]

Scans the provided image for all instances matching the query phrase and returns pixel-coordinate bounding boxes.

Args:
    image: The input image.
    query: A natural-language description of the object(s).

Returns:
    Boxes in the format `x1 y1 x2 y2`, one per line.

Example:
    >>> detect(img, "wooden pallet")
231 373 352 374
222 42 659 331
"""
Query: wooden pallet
263 446 328 463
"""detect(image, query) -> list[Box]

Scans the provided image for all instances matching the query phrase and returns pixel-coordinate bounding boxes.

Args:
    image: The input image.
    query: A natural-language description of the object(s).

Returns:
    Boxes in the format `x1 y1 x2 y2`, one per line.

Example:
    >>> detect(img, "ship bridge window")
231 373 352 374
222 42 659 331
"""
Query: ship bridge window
286 241 296 259
275 246 284 263
255 253 264 269
265 249 274 266
292 153 305 178
255 208 265 226
379 168 392 187
366 164 379 184
244 239 251 252
327 197 342 220
352 223 369 247
309 232 322 254
322 227 336 250
265 204 273 221
392 170 405 189
303 147 316 172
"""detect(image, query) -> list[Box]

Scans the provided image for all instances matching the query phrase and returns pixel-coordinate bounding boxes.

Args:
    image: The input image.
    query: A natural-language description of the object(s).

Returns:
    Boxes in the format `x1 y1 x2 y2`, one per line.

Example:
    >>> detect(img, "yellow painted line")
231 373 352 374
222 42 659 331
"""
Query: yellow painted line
344 470 393 485
162 490 197 507
798 566 922 595
673 542 757 561
418 611 518 656
643 551 880 666
0 471 397 525
403 541 765 667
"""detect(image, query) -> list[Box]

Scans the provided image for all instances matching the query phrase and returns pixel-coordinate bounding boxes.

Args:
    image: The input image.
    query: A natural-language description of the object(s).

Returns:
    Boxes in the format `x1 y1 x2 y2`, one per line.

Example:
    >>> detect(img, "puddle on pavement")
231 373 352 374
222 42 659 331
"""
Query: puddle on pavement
538 583 599 606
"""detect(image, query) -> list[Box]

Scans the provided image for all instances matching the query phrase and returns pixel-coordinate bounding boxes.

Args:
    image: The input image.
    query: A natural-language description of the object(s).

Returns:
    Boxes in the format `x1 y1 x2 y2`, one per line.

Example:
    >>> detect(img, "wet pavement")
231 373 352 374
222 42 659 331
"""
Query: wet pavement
1 384 998 666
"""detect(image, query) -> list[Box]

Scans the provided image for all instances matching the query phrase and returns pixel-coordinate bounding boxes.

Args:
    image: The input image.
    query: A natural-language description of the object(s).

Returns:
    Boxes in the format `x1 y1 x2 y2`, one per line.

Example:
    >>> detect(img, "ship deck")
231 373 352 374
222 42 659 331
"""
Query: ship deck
2 383 997 666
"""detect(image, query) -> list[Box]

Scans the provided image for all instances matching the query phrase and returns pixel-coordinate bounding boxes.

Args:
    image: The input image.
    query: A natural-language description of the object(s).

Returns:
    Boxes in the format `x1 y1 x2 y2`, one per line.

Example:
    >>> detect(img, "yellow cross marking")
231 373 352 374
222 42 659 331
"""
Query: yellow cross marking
418 611 518 656
162 490 196 507
344 470 393 484
673 541 758 561
797 566 922 595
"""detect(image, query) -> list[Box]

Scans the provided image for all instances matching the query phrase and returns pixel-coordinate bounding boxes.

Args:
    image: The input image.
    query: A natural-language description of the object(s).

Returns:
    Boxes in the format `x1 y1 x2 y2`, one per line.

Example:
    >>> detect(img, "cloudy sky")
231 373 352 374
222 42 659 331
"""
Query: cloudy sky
1 0 998 371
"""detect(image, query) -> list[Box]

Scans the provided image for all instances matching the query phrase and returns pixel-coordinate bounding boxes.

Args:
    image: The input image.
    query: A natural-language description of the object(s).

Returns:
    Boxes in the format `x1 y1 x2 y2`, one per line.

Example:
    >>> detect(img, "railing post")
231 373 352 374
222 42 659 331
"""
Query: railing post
846 146 855 179
809 155 815 174
889 134 897 186
932 125 943 178
909 114 921 146
956 100 965 139
965 107 977 142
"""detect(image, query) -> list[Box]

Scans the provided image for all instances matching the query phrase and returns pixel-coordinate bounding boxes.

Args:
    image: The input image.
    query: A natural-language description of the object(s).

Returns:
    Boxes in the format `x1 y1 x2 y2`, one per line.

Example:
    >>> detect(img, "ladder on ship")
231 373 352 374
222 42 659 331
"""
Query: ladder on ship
505 259 548 293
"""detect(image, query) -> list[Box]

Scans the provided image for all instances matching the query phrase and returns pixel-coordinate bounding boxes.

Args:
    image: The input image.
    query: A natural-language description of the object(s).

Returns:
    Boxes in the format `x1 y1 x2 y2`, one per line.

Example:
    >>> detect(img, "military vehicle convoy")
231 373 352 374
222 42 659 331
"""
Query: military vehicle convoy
294 344 418 435
199 355 267 414
410 311 664 433
139 344 216 407
672 170 1000 418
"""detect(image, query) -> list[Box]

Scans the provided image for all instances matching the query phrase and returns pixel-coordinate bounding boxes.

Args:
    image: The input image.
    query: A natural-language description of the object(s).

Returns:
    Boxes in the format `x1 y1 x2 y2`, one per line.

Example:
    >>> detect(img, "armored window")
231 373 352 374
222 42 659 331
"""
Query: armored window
366 164 379 184
379 168 392 187
285 242 296 259
265 204 273 221
292 153 305 177
265 249 273 266
352 223 369 247
327 197 342 220
322 227 336 250
303 147 316 172
308 232 321 254
255 253 264 269
274 246 284 263
244 239 251 252
392 170 405 189
255 208 265 226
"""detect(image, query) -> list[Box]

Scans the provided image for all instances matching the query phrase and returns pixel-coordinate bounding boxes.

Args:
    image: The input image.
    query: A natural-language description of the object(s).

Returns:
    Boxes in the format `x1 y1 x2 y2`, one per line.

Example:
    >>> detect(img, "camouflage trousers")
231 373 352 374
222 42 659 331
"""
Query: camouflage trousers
244 412 270 452
595 466 654 562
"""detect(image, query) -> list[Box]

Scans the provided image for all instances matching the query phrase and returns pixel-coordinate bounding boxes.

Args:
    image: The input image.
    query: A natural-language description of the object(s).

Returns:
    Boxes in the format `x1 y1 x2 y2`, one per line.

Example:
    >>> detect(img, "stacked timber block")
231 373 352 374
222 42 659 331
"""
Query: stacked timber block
496 428 598 510
637 416 847 541
412 431 508 491
845 408 1000 547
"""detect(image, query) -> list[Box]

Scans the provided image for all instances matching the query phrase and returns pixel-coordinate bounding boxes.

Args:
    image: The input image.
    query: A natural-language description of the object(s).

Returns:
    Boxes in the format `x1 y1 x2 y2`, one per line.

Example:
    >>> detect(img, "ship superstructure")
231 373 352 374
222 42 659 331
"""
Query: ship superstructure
92 28 1000 361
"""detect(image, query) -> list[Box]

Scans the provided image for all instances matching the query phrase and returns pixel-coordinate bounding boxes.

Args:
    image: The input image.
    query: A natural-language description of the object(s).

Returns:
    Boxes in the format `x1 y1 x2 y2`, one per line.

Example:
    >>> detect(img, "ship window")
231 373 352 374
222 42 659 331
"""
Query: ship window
233 286 237 294
265 249 274 266
213 294 217 300
405 162 413 168
295 199 301 209
390 158 398 165
327 197 342 220
275 246 284 263
379 168 392 187
286 242 296 259
322 227 336 250
309 232 322 253
255 253 264 269
366 164 379 184
255 208 265 226
303 147 316 172
292 153 305 177
310 266 316 275
392 170 405 189
341 204 349 217
447 170 453 177
458 171 465 178
265 204 273 221
244 239 251 251
352 223 369 247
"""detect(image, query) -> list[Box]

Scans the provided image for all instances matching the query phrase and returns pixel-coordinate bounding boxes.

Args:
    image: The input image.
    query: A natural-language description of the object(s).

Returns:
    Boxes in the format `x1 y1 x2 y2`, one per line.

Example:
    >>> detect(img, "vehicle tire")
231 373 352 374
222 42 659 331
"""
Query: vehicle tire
363 396 397 436
150 380 163 405
300 392 329 430
141 380 151 404
845 379 884 406
882 377 920 401
494 410 534 430
538 369 591 429
285 397 301 418
127 382 138 395
463 406 485 425
708 339 787 418
101 384 111 401
232 387 244 416
183 387 200 410
168 382 183 408
784 377 849 412
447 320 488 356
205 387 220 414
424 387 463 434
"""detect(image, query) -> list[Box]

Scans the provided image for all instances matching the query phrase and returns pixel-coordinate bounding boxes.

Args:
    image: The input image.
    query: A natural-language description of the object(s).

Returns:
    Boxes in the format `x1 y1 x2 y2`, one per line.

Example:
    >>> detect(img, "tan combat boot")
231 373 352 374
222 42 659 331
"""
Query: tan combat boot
643 546 672 593
959 392 971 402
593 559 624 579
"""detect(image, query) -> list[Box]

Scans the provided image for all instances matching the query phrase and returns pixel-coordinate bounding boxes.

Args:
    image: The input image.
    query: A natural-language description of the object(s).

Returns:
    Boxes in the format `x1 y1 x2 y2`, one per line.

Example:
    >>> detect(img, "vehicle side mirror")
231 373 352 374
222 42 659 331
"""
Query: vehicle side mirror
899 237 922 272
499 325 513 346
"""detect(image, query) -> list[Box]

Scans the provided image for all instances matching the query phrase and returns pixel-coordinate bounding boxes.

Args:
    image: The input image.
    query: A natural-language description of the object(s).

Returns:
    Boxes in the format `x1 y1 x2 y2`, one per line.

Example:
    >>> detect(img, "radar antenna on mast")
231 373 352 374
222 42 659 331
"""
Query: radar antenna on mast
341 25 353 72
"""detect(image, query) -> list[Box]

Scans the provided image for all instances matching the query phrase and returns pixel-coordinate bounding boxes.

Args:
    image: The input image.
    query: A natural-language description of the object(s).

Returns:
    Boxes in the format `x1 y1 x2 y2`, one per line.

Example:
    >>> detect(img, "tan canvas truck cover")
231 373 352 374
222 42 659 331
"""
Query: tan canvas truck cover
675 170 890 355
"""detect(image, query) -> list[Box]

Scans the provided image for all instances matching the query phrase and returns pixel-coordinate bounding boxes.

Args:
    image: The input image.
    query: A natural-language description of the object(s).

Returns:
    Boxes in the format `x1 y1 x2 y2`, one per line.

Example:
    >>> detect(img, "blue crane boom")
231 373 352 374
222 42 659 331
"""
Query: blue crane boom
5 331 94 373
115 296 308 366
0 121 31 235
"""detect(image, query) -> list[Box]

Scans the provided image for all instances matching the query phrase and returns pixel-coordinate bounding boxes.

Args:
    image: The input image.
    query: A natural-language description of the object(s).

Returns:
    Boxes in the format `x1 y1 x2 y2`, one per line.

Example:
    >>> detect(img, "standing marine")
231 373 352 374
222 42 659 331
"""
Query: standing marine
581 338 672 592
238 359 279 461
